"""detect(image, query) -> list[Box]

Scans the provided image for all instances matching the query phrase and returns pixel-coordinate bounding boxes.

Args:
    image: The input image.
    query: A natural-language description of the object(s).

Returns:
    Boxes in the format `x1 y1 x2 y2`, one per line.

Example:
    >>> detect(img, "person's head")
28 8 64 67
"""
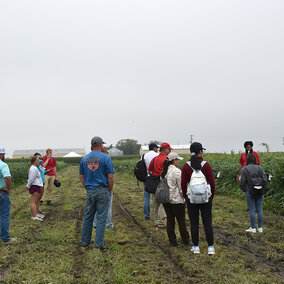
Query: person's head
244 141 253 154
34 152 42 164
161 152 183 178
91 136 106 151
46 148 52 157
0 146 6 161
30 155 40 167
149 143 159 153
246 153 257 165
190 142 206 170
160 143 173 155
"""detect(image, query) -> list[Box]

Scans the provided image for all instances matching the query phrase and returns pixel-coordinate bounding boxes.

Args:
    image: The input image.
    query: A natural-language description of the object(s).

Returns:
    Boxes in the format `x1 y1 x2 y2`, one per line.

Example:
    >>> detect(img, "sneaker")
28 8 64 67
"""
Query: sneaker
191 246 200 254
31 216 43 221
170 242 178 247
145 217 150 221
208 246 215 255
3 238 17 243
257 227 263 233
37 213 45 219
155 225 167 231
245 227 256 233
95 246 107 252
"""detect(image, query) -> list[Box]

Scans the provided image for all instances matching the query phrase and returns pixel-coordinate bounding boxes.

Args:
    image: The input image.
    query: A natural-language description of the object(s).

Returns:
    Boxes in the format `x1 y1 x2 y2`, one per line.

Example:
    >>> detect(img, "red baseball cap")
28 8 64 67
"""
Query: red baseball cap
160 143 173 150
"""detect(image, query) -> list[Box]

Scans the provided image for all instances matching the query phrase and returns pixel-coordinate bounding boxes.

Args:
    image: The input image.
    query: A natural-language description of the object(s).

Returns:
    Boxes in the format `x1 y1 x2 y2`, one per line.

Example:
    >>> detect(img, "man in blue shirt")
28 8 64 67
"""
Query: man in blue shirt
79 137 114 250
0 146 17 243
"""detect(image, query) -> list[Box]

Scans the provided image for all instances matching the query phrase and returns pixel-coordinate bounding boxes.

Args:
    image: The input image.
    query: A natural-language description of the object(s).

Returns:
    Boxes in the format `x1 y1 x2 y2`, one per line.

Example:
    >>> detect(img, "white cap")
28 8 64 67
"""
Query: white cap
167 152 183 161
0 147 6 154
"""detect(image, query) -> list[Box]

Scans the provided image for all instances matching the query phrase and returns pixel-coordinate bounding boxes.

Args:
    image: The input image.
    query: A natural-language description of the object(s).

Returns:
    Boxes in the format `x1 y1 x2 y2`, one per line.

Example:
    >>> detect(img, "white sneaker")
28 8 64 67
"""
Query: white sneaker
191 246 200 254
37 213 45 219
257 227 263 233
31 216 43 221
245 227 256 233
208 247 215 255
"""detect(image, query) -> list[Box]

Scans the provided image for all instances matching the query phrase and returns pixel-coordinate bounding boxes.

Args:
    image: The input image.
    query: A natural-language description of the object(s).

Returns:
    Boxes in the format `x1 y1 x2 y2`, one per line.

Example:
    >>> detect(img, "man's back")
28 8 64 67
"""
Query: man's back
0 160 10 189
80 151 114 189
148 153 167 176
144 150 159 170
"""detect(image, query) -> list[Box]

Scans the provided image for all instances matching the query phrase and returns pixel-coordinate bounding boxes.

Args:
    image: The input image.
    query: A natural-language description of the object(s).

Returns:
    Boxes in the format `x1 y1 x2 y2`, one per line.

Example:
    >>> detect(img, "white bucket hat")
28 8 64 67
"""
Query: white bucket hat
167 152 183 161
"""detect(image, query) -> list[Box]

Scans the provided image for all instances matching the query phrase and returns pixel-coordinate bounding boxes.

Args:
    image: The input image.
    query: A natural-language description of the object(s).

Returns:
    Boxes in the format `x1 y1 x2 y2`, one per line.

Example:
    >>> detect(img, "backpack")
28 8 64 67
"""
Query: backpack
134 154 147 182
186 161 211 204
243 166 265 196
155 177 170 204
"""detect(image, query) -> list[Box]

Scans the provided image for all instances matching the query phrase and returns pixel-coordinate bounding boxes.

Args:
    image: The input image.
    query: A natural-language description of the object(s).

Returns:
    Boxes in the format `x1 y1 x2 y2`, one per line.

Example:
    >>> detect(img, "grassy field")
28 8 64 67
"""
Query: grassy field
0 165 283 283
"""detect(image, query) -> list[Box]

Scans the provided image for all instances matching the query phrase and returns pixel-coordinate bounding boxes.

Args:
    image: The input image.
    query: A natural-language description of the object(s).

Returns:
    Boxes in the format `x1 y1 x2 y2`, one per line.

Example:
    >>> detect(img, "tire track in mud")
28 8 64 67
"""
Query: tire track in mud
214 230 284 276
115 200 194 283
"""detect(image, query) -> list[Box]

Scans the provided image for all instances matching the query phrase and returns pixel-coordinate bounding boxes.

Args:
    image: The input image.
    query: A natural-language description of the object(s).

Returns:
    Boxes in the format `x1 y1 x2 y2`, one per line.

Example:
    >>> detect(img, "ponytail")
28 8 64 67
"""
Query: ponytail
190 152 202 170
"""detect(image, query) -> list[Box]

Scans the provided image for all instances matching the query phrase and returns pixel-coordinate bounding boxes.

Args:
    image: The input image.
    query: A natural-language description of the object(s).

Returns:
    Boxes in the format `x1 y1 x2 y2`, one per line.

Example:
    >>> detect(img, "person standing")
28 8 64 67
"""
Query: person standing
0 146 17 243
237 141 260 181
161 152 190 247
148 142 173 230
143 143 159 220
80 136 114 250
41 148 58 206
240 153 267 233
27 156 45 221
181 142 216 255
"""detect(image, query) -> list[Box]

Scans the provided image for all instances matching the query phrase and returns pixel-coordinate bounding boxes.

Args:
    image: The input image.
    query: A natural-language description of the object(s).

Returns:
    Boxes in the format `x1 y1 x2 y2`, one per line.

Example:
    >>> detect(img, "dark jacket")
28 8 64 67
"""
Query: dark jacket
240 164 267 193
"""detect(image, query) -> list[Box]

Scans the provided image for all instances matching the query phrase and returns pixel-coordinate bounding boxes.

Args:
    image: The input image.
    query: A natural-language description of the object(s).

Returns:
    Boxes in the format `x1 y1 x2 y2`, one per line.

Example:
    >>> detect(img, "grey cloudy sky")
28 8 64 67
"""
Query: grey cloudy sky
1 0 283 156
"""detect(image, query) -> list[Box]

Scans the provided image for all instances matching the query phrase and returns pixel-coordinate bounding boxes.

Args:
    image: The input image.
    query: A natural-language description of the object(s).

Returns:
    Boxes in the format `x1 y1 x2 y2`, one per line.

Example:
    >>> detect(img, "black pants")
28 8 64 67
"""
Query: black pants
163 203 190 245
186 198 214 246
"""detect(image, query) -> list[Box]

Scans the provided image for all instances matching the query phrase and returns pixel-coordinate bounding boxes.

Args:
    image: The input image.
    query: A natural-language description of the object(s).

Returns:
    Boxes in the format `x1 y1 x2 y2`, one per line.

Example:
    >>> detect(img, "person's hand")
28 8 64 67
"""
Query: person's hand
236 174 240 182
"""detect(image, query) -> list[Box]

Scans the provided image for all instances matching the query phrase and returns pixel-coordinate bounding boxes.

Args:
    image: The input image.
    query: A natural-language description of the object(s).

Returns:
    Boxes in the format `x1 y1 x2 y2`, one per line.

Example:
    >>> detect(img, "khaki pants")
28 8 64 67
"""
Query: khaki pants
153 200 166 227
42 175 55 201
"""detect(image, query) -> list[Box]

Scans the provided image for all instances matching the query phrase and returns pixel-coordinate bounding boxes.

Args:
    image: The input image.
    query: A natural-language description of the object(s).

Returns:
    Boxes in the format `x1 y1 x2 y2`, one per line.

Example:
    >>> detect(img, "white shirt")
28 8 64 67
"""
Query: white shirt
143 150 159 175
27 165 43 189
165 165 185 204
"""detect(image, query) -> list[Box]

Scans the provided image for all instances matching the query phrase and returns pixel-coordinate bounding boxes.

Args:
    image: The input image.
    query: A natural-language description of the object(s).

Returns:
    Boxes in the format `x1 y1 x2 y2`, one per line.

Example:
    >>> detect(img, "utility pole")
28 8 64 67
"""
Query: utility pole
190 135 193 145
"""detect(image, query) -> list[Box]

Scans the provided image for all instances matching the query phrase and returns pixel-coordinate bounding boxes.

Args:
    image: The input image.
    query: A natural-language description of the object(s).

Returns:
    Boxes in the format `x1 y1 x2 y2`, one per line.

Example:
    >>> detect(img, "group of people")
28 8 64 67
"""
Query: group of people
142 140 267 254
0 138 267 255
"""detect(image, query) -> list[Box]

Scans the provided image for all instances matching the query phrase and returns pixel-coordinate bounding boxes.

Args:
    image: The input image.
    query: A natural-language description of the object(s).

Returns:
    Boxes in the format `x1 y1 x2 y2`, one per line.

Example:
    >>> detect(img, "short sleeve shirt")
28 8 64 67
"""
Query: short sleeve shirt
42 156 57 176
79 151 114 189
0 160 11 189
239 151 260 168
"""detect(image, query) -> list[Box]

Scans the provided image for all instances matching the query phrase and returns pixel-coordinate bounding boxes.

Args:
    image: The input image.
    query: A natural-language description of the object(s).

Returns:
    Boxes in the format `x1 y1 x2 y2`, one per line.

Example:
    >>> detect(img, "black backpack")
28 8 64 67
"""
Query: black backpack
134 154 147 182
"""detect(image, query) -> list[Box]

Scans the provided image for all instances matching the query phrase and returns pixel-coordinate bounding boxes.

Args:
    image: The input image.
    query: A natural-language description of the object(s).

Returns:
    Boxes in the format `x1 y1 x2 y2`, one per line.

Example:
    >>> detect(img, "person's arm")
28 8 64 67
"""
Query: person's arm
4 177 11 194
27 167 37 189
79 174 86 189
108 173 114 192
42 157 49 168
261 168 267 188
240 168 247 192
181 163 192 198
203 163 216 198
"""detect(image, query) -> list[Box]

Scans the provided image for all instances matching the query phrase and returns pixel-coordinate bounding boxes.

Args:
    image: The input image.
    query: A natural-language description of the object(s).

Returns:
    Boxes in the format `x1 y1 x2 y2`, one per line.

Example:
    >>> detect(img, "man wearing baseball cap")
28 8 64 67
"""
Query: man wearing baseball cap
143 143 159 220
79 136 114 250
148 142 173 230
0 147 17 243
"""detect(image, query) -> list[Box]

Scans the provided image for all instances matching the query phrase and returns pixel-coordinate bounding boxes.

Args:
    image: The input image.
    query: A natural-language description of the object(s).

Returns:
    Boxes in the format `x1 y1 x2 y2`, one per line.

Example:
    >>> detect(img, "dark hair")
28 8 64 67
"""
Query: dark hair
34 152 41 157
246 153 257 165
190 155 202 171
30 155 38 165
161 159 174 178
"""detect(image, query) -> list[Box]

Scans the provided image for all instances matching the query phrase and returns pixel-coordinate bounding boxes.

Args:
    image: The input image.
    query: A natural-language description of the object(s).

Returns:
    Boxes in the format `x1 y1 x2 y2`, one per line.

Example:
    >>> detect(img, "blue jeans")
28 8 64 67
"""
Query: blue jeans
93 191 113 229
81 188 111 248
0 191 11 242
246 191 264 228
143 183 154 219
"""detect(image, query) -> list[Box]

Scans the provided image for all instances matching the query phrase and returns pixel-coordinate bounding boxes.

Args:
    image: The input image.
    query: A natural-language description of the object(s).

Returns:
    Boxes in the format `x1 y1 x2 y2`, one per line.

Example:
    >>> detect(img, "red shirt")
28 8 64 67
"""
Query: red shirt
181 158 216 199
239 151 260 168
42 156 57 176
148 153 167 176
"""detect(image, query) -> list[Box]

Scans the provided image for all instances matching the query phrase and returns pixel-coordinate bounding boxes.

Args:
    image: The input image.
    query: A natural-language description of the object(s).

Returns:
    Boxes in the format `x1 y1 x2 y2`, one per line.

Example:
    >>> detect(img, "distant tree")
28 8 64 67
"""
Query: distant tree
116 139 141 155
260 143 270 153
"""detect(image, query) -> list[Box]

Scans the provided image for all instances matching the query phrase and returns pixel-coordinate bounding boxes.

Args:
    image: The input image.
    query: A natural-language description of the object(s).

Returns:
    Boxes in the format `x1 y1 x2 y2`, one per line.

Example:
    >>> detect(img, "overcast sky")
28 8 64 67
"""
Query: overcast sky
1 0 283 156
